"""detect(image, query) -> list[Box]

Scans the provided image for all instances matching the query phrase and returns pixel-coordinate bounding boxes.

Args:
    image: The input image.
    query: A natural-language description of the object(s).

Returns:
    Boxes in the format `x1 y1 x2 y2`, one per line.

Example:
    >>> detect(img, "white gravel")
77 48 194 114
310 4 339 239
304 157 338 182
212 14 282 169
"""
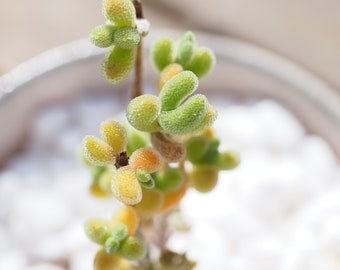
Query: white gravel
0 97 339 270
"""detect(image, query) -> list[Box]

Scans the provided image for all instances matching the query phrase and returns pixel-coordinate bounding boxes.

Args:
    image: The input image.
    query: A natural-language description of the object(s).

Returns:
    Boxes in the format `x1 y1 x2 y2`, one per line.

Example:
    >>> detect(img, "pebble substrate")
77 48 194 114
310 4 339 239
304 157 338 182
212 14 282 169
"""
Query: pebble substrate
0 95 339 270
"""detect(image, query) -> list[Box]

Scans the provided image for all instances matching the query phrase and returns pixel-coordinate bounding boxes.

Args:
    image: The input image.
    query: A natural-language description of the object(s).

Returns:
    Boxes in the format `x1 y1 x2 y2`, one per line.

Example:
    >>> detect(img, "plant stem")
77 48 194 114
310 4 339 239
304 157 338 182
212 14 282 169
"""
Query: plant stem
133 0 144 19
153 212 171 252
132 39 143 99
131 0 144 99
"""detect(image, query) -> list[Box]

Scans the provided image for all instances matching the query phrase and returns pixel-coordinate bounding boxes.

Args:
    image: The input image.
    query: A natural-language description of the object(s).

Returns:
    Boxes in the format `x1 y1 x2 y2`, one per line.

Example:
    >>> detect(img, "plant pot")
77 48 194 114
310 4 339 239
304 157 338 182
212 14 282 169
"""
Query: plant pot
0 30 339 269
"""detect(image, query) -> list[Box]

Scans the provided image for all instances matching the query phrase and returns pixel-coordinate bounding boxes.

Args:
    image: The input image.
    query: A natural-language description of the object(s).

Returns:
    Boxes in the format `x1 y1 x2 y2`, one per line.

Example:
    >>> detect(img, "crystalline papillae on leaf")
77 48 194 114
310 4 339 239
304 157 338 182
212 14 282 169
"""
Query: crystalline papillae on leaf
159 71 199 111
158 63 184 91
102 0 136 27
190 104 218 133
83 135 116 166
102 46 136 84
151 37 175 71
126 94 160 132
151 132 186 163
129 147 163 173
175 32 196 67
90 24 116 48
111 166 142 205
100 120 128 153
159 94 209 135
113 27 140 49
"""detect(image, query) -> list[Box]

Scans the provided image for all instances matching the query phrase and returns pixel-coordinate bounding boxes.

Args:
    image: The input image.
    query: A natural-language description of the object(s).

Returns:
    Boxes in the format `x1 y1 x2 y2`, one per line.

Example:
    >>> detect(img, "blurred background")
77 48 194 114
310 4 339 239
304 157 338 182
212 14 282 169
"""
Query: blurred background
0 0 340 92
1 1 340 269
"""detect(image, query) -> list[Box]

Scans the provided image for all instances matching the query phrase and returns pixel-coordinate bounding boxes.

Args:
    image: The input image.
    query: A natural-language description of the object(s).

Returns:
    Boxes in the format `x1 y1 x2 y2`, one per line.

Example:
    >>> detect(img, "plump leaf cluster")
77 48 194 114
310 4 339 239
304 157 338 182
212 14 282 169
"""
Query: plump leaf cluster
126 71 217 135
151 31 215 79
85 206 148 267
90 0 144 84
83 120 164 205
185 130 240 192
81 120 188 215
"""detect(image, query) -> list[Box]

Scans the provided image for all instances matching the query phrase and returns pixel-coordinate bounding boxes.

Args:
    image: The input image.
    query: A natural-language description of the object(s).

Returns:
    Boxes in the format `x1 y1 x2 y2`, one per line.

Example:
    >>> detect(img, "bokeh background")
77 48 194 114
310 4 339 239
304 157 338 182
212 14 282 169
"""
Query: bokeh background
1 0 340 92
1 1 340 270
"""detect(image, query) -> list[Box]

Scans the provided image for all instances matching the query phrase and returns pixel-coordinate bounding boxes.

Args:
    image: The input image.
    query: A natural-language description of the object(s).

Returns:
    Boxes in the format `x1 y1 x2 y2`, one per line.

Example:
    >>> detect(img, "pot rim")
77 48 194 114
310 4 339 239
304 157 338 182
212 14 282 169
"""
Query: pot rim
0 29 339 159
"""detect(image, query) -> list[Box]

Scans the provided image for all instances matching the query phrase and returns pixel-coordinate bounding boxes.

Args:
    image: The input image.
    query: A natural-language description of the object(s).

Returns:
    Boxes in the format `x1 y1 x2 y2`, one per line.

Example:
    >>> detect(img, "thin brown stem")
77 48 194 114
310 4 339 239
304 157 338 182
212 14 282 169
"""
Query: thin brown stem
132 39 143 99
131 0 144 99
153 212 171 252
132 0 144 19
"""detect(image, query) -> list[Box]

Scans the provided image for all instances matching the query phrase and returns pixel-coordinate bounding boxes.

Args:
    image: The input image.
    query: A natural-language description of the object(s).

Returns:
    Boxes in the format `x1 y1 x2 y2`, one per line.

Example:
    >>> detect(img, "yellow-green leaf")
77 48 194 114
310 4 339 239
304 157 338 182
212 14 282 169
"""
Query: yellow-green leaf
111 167 142 205
83 135 116 166
100 120 127 153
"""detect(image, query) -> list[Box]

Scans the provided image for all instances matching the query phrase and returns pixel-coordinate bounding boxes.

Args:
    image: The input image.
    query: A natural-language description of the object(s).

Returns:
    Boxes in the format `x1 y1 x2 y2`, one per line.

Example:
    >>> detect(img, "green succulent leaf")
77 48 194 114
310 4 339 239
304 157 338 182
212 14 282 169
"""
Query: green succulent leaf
114 27 140 49
126 129 148 156
102 0 136 27
91 165 108 183
175 31 195 67
104 236 120 254
118 236 147 261
90 24 117 48
155 167 185 192
84 218 111 245
159 71 199 112
111 223 128 241
185 136 210 164
151 37 174 71
190 165 219 193
201 138 220 165
159 94 208 135
126 94 160 132
98 169 113 193
216 150 240 170
102 46 136 84
185 47 215 78
190 104 217 133
140 178 155 189
135 169 153 183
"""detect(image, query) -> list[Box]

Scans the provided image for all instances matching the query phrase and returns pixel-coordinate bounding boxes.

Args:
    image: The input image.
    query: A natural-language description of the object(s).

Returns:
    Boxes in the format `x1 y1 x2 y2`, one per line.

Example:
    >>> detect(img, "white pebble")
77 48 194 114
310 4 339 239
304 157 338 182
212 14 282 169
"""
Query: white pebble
8 188 71 241
0 225 11 252
0 249 28 270
30 219 92 261
252 100 304 151
237 235 285 269
69 248 96 270
215 105 262 149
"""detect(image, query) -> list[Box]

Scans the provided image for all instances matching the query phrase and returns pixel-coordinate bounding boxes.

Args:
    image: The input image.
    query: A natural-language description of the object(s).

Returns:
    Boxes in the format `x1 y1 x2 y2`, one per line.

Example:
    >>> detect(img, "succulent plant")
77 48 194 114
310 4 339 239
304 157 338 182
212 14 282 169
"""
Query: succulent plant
82 0 239 268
